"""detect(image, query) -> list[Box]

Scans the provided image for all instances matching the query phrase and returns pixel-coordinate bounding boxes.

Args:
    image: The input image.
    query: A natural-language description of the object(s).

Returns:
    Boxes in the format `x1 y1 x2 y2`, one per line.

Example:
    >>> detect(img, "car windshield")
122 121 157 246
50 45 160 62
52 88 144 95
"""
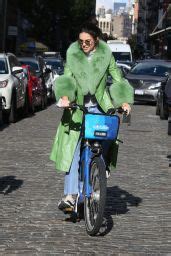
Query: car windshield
130 62 171 77
112 52 131 62
0 58 8 74
45 59 63 70
19 60 39 73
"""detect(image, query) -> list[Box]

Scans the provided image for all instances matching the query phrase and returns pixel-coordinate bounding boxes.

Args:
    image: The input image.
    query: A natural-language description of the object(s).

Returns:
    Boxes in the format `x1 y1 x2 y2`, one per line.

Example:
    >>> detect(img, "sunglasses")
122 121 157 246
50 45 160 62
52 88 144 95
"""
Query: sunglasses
78 39 93 47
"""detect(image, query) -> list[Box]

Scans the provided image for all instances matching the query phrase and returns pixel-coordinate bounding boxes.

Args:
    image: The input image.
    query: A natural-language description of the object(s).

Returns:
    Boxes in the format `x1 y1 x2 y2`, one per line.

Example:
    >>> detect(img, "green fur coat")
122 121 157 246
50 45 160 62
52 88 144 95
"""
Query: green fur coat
50 40 134 172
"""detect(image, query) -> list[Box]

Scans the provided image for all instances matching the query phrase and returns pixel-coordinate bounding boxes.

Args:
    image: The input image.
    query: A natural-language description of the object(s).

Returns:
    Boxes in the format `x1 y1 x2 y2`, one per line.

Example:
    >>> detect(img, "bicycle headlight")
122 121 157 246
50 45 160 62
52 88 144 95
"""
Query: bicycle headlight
0 79 8 88
148 82 161 90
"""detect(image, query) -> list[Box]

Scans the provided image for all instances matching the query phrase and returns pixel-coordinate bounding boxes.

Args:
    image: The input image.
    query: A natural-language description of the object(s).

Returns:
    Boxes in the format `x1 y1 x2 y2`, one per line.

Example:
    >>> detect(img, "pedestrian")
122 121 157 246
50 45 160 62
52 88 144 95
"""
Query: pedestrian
50 22 134 211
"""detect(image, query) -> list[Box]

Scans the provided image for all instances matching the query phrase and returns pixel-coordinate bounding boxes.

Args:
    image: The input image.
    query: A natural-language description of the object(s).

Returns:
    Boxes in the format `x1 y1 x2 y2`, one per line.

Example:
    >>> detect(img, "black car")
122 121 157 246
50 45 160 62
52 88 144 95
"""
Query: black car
156 76 171 135
44 57 64 75
125 59 171 103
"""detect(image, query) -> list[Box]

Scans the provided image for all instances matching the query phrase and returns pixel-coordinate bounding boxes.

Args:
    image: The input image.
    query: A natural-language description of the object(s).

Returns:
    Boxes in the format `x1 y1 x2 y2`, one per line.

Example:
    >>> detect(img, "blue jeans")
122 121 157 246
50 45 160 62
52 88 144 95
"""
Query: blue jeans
64 106 110 195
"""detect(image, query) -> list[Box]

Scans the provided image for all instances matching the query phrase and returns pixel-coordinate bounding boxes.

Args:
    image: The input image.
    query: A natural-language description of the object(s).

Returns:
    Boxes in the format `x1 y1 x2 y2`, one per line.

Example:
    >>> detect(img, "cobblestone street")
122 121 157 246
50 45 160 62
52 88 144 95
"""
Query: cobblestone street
0 103 171 255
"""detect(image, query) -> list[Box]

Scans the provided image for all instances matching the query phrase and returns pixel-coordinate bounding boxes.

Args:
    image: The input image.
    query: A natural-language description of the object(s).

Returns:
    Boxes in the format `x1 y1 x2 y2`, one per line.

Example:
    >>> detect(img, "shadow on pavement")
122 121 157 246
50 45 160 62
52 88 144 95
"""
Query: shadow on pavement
62 186 142 236
167 154 171 167
0 122 9 131
0 175 23 195
134 101 156 106
99 186 142 236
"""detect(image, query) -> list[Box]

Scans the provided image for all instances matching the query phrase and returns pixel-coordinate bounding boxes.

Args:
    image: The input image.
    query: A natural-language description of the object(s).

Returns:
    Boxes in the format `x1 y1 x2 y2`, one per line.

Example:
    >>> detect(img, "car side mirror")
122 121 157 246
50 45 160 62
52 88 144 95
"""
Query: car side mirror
165 72 169 77
12 66 23 75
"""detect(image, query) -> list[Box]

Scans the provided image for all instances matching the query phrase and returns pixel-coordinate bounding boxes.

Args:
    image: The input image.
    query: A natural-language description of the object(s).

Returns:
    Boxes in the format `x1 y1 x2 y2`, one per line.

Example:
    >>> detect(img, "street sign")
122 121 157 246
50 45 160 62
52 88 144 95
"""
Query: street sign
8 26 18 36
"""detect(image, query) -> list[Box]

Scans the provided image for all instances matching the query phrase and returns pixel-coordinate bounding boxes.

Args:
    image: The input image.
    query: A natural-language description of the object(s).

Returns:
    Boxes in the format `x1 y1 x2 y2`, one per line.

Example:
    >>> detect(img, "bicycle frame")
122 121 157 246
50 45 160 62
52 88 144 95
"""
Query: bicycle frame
80 140 95 198
61 103 125 234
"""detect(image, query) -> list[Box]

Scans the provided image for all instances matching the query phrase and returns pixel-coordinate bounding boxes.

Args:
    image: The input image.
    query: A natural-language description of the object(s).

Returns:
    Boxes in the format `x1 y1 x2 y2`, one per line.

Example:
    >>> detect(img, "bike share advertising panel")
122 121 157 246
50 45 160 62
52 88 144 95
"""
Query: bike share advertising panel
84 113 120 140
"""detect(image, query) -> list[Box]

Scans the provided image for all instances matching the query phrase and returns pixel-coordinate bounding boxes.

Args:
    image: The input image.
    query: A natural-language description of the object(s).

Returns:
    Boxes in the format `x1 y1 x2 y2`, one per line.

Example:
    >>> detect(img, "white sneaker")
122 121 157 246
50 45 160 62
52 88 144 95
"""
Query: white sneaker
58 196 75 211
106 169 110 179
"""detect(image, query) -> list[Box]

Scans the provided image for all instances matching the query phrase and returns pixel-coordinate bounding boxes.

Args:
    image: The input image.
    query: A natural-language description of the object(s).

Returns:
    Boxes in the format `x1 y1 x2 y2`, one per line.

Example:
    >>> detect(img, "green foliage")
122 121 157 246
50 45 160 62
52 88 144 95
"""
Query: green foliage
127 34 137 51
67 0 96 40
17 0 96 51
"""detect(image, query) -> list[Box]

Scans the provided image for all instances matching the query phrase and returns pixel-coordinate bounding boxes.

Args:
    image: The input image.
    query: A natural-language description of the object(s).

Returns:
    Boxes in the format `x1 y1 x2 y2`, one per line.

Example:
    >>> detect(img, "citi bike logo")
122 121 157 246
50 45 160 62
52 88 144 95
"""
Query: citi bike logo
93 124 109 131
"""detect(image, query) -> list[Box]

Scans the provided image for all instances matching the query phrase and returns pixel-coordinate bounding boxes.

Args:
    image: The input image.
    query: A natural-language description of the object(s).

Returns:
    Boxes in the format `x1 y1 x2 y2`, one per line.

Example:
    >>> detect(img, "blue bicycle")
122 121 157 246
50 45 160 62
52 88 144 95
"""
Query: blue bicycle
65 103 122 236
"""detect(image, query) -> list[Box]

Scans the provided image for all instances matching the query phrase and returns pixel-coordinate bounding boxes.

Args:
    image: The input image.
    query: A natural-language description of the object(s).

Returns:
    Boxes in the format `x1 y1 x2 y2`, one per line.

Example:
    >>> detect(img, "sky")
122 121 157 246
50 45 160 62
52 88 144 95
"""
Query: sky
96 0 129 11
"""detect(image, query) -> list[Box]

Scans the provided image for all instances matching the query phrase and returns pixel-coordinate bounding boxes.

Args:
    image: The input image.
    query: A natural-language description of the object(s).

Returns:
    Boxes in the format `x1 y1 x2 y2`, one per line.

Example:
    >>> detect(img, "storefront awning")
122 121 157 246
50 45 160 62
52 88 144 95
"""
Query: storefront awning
149 26 171 37
149 4 171 37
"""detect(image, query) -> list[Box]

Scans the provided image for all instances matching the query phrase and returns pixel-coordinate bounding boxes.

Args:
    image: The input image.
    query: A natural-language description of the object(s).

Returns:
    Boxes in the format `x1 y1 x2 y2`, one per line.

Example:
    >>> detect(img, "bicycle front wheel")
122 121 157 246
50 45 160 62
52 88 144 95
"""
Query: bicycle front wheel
84 156 106 236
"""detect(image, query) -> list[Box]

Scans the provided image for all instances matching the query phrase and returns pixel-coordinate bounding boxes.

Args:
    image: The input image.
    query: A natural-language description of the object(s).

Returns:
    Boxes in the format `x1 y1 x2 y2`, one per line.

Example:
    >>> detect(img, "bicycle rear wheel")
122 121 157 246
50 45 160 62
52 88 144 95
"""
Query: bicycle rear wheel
84 156 106 236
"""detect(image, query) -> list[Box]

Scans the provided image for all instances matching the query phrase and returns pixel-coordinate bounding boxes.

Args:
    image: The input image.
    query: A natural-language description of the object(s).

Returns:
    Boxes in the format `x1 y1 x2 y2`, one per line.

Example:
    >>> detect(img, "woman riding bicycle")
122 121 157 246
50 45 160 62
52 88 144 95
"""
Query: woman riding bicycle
50 22 134 211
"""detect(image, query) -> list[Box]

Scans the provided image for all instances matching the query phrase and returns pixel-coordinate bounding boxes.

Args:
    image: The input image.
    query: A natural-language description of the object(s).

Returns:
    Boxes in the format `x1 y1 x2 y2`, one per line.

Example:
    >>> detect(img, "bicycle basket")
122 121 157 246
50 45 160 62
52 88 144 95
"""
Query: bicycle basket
84 113 120 140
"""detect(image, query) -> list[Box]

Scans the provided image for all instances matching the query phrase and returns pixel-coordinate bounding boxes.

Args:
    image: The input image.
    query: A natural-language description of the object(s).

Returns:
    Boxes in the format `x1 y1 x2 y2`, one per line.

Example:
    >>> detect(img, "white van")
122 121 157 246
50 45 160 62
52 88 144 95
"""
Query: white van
107 40 133 65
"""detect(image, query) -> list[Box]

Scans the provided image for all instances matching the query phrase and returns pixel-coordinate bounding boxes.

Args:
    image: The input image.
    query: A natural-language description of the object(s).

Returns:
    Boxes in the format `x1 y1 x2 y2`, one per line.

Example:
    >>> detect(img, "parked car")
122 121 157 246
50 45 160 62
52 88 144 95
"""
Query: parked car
155 75 171 135
156 76 169 119
107 40 133 68
43 51 62 60
107 63 130 86
164 78 171 135
117 63 131 76
22 65 46 112
0 91 2 124
44 57 64 75
125 59 171 103
18 56 50 104
43 55 64 101
45 65 59 101
0 53 28 123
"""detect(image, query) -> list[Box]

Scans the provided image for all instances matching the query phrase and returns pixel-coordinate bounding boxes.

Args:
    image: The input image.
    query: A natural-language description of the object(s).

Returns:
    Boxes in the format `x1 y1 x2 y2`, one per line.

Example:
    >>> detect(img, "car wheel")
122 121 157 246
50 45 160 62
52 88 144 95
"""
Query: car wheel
52 90 56 102
156 100 160 115
23 92 29 117
9 94 17 123
41 95 46 110
31 100 35 114
29 97 35 114
2 111 9 124
44 93 48 107
168 112 171 135
168 121 171 135
160 96 168 120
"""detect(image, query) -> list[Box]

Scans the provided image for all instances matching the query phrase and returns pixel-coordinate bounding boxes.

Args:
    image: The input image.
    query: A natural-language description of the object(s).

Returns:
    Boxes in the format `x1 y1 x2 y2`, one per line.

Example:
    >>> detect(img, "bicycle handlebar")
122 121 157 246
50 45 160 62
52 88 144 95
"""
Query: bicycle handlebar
68 103 126 115
56 101 127 115
69 103 88 113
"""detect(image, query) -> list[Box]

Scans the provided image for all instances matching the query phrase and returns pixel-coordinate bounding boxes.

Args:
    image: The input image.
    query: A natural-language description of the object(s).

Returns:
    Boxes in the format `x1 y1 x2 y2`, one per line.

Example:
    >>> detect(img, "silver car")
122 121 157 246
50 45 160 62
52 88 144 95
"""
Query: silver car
126 59 171 103
0 53 27 122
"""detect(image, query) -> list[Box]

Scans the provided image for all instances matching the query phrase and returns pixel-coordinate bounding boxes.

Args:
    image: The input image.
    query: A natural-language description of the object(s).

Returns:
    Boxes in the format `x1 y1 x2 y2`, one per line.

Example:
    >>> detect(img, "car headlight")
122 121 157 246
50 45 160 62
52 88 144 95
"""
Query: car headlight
0 79 8 88
148 82 161 90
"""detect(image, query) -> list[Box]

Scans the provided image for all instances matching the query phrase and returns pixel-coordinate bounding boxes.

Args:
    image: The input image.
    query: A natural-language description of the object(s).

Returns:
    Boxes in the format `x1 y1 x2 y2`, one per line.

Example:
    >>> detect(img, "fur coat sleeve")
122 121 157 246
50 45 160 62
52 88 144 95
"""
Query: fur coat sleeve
54 64 77 102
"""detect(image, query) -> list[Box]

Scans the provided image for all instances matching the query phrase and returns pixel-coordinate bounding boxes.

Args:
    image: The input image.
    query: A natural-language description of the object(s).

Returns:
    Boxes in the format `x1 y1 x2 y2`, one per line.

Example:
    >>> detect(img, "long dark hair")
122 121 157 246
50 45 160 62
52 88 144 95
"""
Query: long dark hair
78 22 101 41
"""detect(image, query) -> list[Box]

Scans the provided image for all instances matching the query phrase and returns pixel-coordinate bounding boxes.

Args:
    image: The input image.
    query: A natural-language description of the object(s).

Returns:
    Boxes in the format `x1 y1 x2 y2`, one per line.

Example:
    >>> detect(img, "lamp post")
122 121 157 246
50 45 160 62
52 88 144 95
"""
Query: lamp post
2 0 8 52
96 14 100 27
166 4 171 59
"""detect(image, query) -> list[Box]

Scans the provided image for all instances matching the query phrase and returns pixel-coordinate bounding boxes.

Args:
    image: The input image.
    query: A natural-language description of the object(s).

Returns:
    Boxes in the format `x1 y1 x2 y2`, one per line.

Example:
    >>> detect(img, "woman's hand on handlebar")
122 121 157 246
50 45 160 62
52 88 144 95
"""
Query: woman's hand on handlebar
57 96 70 107
122 103 131 115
